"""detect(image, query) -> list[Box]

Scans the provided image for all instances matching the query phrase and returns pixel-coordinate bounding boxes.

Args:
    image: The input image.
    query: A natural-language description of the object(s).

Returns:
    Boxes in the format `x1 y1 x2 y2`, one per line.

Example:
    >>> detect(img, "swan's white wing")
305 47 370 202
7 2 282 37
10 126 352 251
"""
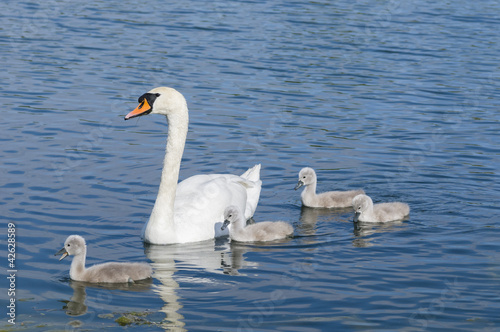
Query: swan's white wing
173 175 248 243
177 168 261 220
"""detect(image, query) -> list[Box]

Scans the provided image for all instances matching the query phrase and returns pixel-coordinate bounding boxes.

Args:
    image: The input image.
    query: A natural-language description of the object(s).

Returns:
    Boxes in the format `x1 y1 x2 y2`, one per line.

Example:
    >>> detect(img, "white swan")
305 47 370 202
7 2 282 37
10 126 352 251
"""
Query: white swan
294 167 365 208
352 194 410 223
56 235 152 283
124 87 262 244
221 206 294 242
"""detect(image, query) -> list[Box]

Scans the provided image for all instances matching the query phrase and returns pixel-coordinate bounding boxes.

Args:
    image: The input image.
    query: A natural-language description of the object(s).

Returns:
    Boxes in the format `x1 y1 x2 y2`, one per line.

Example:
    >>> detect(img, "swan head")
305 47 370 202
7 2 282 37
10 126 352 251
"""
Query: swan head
124 87 188 120
294 167 317 190
55 235 87 261
352 194 373 222
221 206 241 231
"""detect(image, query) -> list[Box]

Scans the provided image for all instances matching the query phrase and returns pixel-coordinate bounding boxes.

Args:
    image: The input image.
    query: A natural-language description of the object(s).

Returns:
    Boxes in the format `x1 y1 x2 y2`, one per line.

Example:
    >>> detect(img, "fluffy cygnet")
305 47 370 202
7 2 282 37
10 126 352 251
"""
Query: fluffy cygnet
352 194 410 223
221 206 293 242
56 235 152 283
295 167 365 208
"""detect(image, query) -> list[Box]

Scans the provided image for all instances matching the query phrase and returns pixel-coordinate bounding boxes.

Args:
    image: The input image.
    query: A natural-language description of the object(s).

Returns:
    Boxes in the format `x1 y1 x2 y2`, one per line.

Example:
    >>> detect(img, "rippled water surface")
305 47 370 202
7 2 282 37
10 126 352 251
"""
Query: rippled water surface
1 0 500 330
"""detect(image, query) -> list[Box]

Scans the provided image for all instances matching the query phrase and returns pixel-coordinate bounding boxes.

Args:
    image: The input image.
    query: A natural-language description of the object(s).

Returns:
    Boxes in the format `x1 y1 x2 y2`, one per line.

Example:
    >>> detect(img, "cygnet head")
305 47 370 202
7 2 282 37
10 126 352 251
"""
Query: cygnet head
294 167 317 190
56 235 87 261
221 206 241 231
352 194 373 222
124 87 187 120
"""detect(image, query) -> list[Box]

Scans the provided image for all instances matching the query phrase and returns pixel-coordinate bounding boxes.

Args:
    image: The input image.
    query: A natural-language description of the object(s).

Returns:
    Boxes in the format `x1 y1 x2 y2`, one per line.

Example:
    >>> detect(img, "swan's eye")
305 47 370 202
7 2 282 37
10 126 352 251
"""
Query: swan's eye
67 244 71 247
228 214 232 218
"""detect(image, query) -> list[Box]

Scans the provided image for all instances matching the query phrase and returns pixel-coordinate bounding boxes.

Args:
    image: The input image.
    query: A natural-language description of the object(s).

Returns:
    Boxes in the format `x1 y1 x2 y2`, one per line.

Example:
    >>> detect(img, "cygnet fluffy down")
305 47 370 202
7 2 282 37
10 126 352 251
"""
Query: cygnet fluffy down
221 206 293 242
56 235 152 283
295 167 364 208
352 194 410 223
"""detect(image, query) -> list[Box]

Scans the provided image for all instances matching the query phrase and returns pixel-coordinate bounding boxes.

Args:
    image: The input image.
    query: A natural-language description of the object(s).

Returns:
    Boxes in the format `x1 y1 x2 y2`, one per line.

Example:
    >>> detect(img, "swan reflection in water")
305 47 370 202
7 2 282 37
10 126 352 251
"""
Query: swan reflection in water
144 238 255 329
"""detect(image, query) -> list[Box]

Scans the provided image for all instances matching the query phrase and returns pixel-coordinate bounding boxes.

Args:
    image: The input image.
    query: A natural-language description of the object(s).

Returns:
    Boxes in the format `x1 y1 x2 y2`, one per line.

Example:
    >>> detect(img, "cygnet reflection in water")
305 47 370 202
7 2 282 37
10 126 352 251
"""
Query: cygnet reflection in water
61 279 153 316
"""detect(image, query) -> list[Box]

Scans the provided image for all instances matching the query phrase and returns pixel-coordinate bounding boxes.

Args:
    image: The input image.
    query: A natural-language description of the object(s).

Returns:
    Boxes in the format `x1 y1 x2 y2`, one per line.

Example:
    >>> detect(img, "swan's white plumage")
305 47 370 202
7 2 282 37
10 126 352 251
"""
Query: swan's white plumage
126 87 261 244
295 167 364 208
222 206 294 242
352 194 410 223
56 235 152 283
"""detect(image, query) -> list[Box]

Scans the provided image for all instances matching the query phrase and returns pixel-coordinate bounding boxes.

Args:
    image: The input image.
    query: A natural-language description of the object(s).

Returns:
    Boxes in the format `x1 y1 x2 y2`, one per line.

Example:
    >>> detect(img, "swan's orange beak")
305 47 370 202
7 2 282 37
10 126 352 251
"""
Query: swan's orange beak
124 99 152 120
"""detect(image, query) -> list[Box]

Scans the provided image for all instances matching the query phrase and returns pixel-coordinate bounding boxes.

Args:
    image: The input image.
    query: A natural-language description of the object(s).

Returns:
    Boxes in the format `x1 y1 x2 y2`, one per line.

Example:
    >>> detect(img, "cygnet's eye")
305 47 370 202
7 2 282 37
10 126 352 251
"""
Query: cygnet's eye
228 214 232 218
302 176 306 179
67 244 71 247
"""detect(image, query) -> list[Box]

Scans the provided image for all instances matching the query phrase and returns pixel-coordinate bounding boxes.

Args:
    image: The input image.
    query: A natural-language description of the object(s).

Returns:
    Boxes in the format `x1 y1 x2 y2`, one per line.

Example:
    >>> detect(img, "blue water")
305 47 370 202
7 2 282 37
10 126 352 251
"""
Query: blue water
1 0 500 330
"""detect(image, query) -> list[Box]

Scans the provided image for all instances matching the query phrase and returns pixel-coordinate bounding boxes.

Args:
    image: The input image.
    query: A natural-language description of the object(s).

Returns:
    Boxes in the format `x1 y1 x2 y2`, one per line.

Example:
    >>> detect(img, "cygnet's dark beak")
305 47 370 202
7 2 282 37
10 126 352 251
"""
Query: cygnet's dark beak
55 247 69 261
353 211 361 223
294 180 304 190
221 219 230 231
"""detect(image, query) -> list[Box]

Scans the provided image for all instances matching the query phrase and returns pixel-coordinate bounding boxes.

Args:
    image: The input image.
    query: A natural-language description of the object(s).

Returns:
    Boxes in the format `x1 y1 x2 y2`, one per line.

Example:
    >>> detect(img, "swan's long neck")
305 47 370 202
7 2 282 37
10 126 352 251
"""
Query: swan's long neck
144 109 189 244
70 248 87 281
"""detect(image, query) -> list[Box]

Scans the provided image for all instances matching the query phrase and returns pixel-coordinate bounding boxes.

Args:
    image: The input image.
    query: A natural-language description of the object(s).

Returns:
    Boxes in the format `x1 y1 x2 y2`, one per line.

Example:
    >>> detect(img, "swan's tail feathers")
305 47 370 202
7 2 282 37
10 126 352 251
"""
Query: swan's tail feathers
239 164 262 219
241 164 261 182
236 180 253 189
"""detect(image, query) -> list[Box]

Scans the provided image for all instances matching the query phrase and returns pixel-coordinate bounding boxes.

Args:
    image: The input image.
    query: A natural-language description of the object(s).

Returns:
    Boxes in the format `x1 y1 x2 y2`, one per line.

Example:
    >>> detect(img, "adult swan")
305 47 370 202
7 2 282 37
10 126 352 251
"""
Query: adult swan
124 87 262 244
